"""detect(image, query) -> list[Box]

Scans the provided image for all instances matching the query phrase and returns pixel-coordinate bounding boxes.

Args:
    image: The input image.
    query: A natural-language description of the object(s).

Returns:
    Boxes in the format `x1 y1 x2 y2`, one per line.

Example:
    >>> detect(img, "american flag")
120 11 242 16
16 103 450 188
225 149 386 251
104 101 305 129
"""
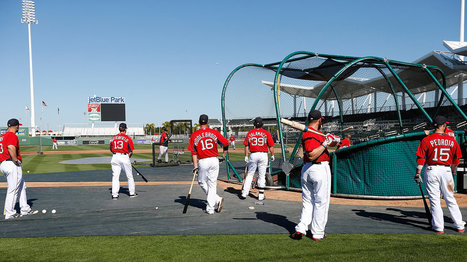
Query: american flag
42 101 47 106
25 105 30 111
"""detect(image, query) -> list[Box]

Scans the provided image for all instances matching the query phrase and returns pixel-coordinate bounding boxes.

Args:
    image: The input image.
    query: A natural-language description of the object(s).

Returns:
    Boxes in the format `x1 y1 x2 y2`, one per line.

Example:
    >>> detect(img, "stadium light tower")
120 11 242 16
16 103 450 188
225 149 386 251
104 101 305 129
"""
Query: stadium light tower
21 0 38 137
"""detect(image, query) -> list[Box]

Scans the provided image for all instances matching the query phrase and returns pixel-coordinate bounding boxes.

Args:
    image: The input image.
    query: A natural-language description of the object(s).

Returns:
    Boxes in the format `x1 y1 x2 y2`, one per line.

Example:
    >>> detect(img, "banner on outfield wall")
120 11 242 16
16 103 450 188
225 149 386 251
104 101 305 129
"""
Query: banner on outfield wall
82 140 105 145
0 128 28 136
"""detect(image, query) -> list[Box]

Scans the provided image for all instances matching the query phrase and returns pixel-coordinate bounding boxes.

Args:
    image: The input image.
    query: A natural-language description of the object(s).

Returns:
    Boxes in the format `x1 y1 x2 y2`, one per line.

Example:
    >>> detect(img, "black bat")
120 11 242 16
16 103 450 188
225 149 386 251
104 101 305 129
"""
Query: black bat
131 165 149 182
418 183 432 225
183 169 198 214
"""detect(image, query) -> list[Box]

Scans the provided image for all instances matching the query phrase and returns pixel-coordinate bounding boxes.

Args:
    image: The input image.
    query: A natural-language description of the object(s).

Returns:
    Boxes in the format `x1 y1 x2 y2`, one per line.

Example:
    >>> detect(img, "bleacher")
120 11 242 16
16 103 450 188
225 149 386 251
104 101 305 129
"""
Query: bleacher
62 127 144 137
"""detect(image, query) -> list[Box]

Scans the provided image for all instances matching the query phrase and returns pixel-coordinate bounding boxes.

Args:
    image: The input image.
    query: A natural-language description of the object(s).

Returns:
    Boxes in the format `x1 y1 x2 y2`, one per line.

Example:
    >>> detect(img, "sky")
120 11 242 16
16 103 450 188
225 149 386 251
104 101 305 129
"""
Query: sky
0 0 463 130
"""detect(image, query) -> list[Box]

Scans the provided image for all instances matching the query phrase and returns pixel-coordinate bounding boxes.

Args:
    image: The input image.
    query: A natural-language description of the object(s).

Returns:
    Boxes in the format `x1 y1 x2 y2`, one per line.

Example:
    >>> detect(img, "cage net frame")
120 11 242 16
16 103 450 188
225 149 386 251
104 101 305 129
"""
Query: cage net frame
221 51 467 197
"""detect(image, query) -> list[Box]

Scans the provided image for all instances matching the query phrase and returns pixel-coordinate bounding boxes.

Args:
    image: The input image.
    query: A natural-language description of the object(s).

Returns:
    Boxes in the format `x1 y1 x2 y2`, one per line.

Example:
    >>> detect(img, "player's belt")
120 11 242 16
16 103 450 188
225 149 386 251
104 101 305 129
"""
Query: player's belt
429 164 450 167
312 161 329 165
113 153 128 155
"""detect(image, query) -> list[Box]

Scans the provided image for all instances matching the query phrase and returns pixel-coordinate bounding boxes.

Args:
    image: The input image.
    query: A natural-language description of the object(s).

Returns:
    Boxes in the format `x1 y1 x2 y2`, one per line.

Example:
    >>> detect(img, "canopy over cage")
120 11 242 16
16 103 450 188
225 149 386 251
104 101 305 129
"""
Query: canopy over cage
221 51 467 197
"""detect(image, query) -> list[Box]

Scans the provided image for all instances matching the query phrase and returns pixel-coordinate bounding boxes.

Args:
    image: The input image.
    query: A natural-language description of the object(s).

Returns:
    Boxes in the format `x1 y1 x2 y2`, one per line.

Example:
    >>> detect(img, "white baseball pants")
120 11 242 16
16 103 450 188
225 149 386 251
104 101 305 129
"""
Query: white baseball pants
52 142 58 150
295 162 331 239
0 161 31 219
198 157 222 213
424 165 465 231
158 146 168 162
111 154 135 197
242 152 268 197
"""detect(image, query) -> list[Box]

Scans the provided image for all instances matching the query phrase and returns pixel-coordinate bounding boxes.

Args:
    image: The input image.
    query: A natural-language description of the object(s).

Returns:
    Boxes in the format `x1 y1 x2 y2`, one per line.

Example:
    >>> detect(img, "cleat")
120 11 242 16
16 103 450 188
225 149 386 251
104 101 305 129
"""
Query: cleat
129 193 138 198
435 230 444 234
290 232 304 240
21 210 39 216
205 210 214 215
457 228 465 233
312 234 327 241
216 197 224 213
112 195 119 200
258 193 265 201
239 195 246 200
5 213 21 220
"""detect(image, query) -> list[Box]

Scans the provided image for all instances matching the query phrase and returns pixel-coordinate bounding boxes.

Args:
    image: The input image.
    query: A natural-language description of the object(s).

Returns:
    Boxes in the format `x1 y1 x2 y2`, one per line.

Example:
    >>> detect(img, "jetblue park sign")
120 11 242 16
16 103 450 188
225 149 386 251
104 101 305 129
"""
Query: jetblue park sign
88 96 125 103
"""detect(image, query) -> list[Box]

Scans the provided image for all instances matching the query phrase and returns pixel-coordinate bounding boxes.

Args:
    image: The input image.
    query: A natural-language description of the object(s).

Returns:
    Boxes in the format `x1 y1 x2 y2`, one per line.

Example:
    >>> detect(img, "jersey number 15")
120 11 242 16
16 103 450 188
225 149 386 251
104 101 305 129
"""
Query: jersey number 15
432 148 450 162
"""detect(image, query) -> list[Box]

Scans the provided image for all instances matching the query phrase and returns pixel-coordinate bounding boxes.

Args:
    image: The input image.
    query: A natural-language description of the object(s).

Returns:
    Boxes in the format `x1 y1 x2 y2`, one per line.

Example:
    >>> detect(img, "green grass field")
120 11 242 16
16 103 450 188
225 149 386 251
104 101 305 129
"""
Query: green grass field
0 234 465 262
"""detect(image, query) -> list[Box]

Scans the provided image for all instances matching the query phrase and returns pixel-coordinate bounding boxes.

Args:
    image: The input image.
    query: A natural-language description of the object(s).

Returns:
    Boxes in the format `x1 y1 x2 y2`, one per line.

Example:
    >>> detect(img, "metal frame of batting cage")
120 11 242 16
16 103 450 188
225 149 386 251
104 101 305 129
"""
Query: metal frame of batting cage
221 50 467 191
151 120 192 167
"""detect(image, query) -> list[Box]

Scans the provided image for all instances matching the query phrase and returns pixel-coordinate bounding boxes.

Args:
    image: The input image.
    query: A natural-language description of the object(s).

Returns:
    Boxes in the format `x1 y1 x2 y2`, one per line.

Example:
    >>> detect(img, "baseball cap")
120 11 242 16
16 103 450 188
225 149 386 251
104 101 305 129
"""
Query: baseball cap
199 114 209 125
119 123 127 129
253 117 263 128
308 110 323 121
7 118 20 127
433 115 449 127
164 128 168 131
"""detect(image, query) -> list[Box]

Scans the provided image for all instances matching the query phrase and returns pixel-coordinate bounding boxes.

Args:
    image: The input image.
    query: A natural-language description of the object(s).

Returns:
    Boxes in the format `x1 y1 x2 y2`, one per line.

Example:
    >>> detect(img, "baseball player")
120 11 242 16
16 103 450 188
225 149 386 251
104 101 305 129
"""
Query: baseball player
0 119 37 219
158 128 169 163
415 115 465 233
336 134 351 150
229 135 236 150
290 110 339 241
188 114 229 214
241 117 274 200
52 137 58 150
110 123 137 199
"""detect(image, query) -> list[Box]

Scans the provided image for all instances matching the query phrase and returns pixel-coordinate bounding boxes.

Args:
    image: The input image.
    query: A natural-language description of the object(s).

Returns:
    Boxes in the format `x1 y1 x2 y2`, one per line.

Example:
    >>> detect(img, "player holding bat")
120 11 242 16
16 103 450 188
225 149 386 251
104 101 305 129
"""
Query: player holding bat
415 115 465 233
187 114 229 214
290 110 339 241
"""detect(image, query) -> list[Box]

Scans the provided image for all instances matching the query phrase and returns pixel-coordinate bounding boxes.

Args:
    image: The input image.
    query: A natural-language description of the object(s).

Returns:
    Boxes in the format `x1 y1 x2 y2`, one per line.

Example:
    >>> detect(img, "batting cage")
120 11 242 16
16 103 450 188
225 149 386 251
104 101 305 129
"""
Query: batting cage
221 51 467 198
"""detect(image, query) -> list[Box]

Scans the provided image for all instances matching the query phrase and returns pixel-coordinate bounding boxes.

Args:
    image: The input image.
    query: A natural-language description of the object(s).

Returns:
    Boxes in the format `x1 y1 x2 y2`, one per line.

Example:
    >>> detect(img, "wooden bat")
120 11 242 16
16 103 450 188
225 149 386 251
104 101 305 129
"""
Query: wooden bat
418 183 433 225
241 164 248 191
183 169 198 214
280 118 325 137
131 165 149 182
342 126 354 132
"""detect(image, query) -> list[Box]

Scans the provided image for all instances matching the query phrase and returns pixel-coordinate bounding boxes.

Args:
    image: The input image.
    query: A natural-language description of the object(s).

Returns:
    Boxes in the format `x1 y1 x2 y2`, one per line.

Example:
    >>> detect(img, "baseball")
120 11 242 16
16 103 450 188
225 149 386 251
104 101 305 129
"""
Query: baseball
248 206 255 210
51 209 56 214
154 206 159 210
27 170 30 173
42 209 47 214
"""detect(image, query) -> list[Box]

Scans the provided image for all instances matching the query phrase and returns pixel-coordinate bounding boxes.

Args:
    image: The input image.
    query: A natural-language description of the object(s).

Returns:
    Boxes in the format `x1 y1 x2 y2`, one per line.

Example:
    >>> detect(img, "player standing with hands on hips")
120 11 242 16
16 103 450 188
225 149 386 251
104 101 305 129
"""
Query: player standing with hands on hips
415 115 465 233
110 123 137 200
291 110 339 241
0 119 37 219
188 114 229 214
158 128 169 163
241 117 275 200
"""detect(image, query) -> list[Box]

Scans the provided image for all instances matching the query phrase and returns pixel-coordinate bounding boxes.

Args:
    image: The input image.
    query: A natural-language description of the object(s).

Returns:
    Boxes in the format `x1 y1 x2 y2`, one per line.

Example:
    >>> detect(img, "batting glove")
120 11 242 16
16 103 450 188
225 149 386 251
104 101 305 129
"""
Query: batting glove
244 156 249 163
414 173 422 184
14 160 22 167
218 156 225 163
322 133 334 147
270 155 275 162
192 168 199 176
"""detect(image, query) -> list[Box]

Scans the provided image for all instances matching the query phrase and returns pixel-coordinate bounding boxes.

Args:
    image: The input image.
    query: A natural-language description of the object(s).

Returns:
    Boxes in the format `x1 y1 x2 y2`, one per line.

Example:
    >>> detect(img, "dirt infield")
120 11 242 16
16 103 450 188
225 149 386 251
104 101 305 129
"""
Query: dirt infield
217 181 467 207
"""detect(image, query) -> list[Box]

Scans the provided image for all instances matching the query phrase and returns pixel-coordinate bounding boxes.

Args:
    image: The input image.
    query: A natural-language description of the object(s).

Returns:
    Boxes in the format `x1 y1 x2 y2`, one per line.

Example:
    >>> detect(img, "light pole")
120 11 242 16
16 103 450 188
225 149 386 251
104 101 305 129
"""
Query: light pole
21 0 38 137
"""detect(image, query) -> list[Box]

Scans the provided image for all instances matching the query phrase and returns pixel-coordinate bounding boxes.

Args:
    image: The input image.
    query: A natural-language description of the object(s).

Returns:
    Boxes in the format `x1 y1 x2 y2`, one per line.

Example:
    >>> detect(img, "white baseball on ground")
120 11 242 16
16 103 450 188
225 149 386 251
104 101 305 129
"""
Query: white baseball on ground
42 209 47 214
51 209 56 214
154 206 159 210
249 206 255 210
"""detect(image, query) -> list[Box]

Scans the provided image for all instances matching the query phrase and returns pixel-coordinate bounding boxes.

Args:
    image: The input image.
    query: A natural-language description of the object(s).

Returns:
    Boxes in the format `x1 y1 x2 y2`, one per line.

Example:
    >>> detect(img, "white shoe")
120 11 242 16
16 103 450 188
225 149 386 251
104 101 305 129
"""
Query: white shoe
205 210 214 215
21 210 39 216
5 213 21 220
258 193 265 201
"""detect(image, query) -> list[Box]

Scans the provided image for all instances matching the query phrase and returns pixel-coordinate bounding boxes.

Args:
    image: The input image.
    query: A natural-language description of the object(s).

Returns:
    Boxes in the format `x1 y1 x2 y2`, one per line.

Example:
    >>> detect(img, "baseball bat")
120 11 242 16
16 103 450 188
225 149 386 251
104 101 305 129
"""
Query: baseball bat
280 118 325 137
241 164 248 190
183 169 198 214
418 183 433 225
131 165 149 183
342 126 354 132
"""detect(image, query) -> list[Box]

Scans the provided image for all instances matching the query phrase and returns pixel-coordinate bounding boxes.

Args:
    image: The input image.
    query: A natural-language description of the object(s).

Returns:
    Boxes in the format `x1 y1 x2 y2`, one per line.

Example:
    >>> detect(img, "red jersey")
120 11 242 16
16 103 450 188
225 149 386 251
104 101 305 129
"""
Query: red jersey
444 127 455 137
230 136 235 141
243 128 274 153
302 127 329 163
0 131 22 162
160 132 169 147
188 128 229 159
416 132 462 166
110 133 134 154
336 138 350 150
53 138 57 143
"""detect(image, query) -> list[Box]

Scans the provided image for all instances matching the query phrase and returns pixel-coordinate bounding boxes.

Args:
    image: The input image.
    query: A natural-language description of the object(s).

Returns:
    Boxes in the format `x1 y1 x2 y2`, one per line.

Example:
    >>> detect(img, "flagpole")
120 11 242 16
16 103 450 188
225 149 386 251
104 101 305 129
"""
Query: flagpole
57 106 60 135
39 103 43 153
